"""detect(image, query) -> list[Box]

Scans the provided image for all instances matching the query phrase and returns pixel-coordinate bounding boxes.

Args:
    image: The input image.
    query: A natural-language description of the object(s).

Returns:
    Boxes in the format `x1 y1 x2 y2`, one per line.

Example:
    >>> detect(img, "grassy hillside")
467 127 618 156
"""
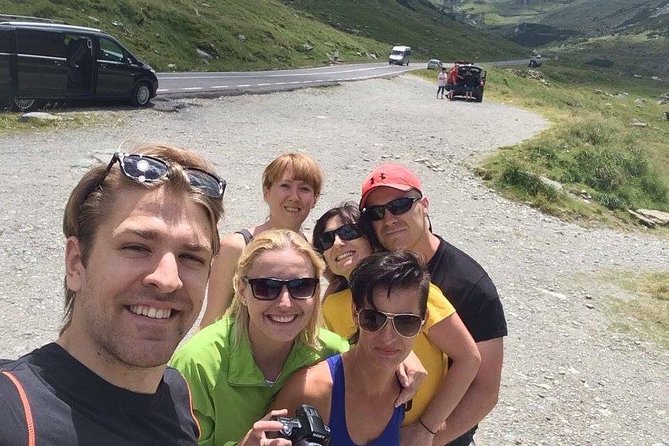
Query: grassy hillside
450 0 566 26
418 62 669 229
447 0 669 82
288 0 525 61
453 0 669 34
0 0 525 72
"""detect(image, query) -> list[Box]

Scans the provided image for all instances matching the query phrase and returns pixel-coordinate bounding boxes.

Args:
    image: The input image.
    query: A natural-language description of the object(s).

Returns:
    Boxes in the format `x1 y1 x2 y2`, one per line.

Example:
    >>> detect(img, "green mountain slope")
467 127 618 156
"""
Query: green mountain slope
445 0 669 76
287 0 525 61
0 0 525 71
538 0 669 36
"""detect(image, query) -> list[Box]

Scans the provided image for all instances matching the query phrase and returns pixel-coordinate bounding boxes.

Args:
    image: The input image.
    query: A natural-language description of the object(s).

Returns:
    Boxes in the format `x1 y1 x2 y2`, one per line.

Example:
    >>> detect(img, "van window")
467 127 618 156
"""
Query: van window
98 38 125 63
16 29 66 58
0 29 11 53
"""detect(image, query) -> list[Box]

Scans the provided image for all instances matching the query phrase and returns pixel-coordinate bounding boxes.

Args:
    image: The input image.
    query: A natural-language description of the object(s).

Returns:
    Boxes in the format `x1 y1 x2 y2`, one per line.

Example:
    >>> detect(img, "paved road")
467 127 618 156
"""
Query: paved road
156 62 415 96
156 59 534 97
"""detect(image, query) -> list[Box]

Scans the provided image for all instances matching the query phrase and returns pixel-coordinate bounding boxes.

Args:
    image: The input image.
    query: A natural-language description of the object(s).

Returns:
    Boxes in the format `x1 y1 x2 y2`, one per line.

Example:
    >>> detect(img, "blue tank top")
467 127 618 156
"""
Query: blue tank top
326 354 405 446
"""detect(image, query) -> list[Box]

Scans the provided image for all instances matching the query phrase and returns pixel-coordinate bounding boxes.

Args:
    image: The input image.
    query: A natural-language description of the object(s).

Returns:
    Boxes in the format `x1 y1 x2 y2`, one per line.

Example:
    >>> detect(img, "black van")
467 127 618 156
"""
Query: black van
0 21 158 111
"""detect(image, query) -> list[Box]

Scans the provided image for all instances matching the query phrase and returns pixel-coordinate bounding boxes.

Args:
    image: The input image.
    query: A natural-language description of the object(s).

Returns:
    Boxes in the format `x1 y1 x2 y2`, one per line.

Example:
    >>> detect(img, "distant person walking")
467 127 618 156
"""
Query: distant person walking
463 69 476 101
447 63 459 100
437 67 447 99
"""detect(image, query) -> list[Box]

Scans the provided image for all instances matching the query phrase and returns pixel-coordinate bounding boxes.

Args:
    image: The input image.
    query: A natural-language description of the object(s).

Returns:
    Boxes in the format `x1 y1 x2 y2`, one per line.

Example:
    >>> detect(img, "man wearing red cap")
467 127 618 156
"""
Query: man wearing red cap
359 163 507 446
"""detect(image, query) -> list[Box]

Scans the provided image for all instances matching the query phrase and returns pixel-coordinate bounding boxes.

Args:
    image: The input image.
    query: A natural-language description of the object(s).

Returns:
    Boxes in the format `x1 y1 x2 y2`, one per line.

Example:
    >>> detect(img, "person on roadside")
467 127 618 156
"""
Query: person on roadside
312 203 480 446
0 144 226 445
447 63 459 100
437 67 447 99
463 68 476 101
200 152 323 329
273 250 434 446
358 163 508 446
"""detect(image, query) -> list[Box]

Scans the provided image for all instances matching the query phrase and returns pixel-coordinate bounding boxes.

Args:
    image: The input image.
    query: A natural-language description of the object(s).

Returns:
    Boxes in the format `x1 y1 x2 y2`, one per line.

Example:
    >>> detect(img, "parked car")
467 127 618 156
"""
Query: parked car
0 21 158 111
529 55 543 68
449 63 486 102
427 59 442 70
388 45 411 66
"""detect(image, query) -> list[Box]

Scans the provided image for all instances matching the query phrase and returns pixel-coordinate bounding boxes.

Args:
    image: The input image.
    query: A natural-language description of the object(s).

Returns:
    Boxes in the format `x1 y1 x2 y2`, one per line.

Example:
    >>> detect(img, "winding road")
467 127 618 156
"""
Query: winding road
156 59 533 97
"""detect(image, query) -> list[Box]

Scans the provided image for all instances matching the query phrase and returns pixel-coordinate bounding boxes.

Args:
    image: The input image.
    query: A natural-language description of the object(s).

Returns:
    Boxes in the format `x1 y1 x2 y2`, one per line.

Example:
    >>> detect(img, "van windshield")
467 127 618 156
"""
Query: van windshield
98 38 125 63
391 50 404 56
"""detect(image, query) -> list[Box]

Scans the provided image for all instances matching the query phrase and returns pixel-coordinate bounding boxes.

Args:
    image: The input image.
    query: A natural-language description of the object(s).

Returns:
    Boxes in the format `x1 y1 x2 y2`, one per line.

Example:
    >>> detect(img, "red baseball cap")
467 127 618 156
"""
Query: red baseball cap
359 163 422 209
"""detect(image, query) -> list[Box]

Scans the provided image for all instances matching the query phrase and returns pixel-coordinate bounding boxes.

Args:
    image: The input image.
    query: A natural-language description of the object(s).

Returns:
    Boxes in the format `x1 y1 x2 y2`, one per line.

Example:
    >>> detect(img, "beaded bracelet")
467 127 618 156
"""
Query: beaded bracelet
419 417 437 435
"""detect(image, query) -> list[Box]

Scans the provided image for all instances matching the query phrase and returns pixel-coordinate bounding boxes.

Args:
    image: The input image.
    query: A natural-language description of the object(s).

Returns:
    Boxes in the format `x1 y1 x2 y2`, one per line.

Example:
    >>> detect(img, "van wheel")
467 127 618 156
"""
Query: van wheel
131 82 152 107
13 97 36 112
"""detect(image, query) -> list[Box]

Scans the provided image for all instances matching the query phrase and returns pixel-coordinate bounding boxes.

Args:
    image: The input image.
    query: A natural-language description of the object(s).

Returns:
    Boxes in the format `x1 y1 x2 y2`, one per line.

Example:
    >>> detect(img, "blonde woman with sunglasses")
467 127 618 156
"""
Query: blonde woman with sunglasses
311 203 481 446
171 229 347 446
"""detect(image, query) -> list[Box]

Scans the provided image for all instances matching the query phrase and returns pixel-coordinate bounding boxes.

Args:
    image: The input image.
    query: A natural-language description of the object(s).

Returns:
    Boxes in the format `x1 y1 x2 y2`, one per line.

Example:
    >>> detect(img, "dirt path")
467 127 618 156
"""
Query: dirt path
0 75 667 445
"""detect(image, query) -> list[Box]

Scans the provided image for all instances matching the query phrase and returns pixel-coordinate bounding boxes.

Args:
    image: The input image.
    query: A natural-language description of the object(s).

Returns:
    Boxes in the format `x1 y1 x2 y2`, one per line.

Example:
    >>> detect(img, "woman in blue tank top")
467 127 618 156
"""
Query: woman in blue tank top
273 250 430 446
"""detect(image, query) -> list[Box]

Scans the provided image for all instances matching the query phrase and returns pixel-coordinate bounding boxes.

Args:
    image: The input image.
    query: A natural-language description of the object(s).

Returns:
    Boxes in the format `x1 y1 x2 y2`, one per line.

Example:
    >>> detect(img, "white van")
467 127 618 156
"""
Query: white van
388 46 411 66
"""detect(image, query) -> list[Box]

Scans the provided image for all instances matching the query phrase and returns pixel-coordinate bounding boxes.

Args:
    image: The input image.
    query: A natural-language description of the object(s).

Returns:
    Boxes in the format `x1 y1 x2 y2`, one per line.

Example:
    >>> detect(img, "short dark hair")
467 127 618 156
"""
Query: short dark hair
348 250 430 343
312 202 361 254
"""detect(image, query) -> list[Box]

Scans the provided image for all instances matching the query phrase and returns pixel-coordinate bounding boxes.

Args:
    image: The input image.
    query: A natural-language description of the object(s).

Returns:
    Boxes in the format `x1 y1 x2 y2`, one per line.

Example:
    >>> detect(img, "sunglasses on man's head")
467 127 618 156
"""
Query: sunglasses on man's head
245 277 319 301
100 152 226 198
362 196 420 221
317 223 364 251
357 308 424 338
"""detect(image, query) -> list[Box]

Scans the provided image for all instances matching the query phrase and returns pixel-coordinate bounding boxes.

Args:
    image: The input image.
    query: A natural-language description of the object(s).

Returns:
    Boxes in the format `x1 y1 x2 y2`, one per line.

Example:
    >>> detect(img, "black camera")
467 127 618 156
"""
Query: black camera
270 404 331 446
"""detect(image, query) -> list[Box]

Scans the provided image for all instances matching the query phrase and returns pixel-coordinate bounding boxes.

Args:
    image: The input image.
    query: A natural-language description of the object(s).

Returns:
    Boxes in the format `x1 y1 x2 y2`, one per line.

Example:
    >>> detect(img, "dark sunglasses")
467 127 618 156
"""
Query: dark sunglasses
98 152 226 198
317 223 364 251
363 196 420 221
245 277 319 301
357 308 424 338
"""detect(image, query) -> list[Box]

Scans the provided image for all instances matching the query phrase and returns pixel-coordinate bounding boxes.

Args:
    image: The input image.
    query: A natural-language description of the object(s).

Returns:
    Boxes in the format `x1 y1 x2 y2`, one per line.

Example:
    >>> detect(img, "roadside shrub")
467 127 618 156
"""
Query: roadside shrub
501 163 558 200
638 174 669 208
594 192 628 210
586 58 614 68
575 149 626 192
564 116 617 146
527 144 559 163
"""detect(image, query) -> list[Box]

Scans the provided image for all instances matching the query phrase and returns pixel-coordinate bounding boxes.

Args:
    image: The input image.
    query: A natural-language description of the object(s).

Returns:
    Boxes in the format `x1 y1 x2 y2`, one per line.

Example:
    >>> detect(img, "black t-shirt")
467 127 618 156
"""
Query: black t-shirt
427 236 507 343
0 343 199 446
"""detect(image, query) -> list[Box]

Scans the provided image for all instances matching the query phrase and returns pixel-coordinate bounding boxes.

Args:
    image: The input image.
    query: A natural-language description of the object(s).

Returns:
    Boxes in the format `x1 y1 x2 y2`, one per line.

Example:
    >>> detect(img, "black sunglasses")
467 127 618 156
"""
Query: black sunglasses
357 308 424 338
245 277 319 301
98 152 226 198
317 223 364 252
362 196 420 221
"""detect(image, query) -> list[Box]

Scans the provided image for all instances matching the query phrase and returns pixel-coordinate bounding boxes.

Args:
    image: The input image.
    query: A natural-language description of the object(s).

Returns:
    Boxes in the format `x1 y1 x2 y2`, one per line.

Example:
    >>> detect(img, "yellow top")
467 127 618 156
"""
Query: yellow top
322 283 453 425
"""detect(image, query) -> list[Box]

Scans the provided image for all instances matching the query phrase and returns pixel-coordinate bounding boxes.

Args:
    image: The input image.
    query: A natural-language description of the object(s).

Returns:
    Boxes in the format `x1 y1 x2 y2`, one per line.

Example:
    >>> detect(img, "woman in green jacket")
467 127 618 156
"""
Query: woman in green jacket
171 229 349 445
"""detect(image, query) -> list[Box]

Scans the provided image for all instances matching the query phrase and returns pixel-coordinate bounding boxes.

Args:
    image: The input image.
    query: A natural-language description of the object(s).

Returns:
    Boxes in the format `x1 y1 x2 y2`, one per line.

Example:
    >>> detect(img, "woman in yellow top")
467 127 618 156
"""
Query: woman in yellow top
312 203 480 444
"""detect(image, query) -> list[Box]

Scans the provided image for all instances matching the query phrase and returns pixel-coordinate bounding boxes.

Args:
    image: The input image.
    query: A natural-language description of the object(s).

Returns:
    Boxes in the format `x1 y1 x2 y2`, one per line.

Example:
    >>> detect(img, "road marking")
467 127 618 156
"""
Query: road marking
157 66 402 80
257 83 271 86
183 87 202 91
236 84 251 87
275 82 287 85
212 85 229 89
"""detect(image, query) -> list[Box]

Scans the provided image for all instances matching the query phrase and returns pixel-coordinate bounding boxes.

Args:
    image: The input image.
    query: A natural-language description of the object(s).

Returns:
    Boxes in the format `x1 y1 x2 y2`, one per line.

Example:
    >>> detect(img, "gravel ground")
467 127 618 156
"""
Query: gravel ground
0 75 667 445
